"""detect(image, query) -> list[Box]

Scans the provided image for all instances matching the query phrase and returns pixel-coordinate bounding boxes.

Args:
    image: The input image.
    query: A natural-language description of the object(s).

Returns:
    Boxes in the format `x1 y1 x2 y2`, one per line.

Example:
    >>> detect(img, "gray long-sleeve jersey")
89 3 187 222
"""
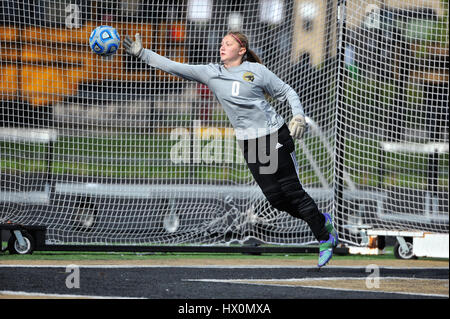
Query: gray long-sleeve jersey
139 49 304 140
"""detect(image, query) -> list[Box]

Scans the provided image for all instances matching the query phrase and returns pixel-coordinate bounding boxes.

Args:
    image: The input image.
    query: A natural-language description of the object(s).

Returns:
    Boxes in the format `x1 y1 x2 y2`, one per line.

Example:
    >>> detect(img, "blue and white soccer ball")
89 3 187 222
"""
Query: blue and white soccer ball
89 25 120 57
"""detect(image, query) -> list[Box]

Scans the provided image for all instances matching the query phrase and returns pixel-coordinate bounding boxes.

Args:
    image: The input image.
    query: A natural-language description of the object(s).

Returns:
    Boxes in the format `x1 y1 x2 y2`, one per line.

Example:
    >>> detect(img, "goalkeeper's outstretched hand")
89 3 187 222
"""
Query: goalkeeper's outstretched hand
288 114 306 140
123 33 143 57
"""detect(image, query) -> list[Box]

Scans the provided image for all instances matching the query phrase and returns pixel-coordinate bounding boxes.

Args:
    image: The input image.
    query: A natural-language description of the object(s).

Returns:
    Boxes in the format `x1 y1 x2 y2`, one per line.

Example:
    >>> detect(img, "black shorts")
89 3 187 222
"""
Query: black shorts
238 123 299 195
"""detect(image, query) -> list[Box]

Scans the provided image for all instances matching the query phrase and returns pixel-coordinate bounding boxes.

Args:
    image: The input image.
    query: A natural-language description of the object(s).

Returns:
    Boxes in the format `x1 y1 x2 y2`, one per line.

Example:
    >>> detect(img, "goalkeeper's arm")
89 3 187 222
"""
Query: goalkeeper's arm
123 33 213 85
257 64 307 140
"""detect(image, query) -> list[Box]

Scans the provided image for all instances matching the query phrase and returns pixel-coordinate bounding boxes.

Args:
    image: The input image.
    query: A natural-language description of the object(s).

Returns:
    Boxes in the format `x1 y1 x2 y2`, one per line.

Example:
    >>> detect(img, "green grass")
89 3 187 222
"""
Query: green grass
0 246 446 264
2 242 448 264
0 244 396 261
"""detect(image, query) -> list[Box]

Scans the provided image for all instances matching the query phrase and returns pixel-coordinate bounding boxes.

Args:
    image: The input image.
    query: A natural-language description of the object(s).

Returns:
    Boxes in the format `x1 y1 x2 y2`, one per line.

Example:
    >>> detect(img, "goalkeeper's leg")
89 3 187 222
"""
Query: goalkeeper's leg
239 125 338 267
238 125 330 242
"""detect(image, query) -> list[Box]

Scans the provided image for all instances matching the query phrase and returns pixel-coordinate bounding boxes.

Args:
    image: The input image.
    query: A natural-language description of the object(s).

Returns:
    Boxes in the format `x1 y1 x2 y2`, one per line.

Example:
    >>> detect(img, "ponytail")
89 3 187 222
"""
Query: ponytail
227 31 263 65
245 48 263 64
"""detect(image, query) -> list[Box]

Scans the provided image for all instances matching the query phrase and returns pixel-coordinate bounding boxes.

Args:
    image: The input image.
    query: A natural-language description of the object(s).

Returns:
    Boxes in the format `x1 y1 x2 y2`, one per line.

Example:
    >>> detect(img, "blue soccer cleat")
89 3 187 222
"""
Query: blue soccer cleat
318 234 338 267
318 213 339 268
323 213 338 243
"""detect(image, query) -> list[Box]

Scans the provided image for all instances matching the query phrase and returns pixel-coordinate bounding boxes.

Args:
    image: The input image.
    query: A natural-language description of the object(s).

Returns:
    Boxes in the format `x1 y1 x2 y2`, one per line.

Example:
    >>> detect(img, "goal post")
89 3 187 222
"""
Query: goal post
336 0 449 244
0 0 448 250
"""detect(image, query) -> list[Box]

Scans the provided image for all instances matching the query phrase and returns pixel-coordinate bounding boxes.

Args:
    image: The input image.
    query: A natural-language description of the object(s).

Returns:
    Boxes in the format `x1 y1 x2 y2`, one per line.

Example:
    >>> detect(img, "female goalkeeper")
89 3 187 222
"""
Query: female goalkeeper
124 31 338 267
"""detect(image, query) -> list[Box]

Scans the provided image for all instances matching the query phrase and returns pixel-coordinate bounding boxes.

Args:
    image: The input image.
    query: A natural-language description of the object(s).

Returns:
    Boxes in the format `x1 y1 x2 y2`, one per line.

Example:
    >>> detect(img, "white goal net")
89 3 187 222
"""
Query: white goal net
337 0 448 244
0 0 448 247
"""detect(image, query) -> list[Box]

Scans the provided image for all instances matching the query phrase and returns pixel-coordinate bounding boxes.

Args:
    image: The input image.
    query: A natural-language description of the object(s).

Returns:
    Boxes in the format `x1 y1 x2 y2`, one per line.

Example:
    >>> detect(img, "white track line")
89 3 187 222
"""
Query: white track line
185 277 449 282
1 265 447 299
0 290 145 299
184 277 449 298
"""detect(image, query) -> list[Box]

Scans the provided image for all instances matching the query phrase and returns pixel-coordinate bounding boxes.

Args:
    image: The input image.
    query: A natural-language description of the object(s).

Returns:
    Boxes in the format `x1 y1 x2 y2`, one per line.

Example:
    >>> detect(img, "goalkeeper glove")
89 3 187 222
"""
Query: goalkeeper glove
123 33 143 58
288 114 306 140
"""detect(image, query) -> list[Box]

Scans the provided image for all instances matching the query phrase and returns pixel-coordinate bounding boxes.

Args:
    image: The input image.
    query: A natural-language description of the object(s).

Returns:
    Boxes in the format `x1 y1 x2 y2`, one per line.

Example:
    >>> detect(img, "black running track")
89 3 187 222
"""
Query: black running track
0 265 447 300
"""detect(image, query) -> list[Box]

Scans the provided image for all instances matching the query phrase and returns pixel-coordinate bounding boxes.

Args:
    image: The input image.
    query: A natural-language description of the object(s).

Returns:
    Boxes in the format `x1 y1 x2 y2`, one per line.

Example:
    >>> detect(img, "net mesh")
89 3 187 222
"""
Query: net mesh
0 0 448 247
337 0 448 244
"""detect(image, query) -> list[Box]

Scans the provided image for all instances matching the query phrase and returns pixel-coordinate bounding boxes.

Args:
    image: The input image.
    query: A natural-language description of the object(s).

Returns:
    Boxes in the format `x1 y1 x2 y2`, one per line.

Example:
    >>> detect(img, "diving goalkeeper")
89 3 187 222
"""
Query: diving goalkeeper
124 31 338 267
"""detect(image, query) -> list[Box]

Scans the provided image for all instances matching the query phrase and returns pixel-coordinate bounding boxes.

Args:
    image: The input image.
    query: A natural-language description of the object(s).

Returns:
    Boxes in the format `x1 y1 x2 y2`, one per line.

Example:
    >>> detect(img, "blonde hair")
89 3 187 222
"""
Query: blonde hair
226 31 262 64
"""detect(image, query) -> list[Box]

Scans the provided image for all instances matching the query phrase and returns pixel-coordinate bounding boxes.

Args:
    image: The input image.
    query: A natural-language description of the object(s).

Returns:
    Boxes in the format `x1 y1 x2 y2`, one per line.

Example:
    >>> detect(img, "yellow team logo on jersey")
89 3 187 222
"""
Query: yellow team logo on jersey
243 72 255 82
